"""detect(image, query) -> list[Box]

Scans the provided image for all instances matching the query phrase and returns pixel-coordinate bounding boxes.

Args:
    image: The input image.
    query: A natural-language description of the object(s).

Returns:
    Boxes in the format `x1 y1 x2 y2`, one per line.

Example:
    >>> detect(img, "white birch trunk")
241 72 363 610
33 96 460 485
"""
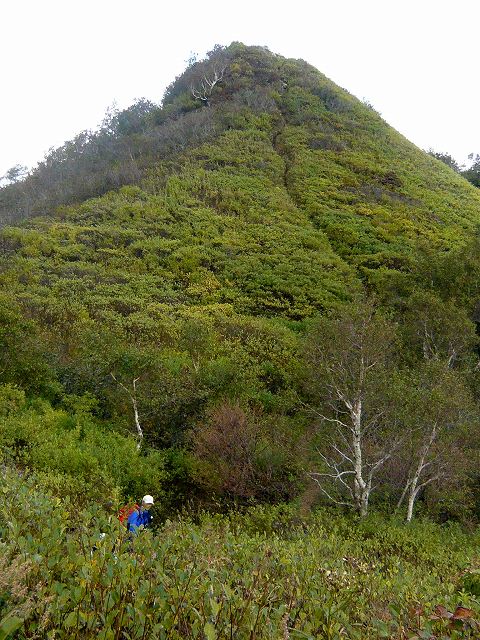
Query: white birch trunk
111 374 143 450
406 486 419 523
131 378 143 450
405 425 437 522
351 399 369 517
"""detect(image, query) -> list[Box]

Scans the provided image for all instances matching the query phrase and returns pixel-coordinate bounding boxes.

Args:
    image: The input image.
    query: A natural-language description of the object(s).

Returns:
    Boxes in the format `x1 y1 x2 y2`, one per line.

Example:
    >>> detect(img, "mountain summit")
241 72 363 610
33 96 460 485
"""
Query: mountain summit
2 43 480 324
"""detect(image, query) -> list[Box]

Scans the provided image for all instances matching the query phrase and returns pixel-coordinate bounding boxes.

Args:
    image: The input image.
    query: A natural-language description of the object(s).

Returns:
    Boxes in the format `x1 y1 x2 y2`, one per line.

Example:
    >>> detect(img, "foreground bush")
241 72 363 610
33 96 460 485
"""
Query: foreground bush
0 400 169 508
1 468 479 639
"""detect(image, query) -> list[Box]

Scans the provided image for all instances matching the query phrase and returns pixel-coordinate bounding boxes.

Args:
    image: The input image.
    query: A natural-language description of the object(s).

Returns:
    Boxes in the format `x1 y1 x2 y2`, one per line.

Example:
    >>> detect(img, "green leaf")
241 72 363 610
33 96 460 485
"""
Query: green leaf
63 611 78 628
0 615 24 640
204 621 216 640
210 597 221 618
374 620 391 638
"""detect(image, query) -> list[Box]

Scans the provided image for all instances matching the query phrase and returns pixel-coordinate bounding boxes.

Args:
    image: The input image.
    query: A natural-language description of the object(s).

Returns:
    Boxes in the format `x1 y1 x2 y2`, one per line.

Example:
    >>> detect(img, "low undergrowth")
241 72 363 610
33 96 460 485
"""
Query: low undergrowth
1 468 479 639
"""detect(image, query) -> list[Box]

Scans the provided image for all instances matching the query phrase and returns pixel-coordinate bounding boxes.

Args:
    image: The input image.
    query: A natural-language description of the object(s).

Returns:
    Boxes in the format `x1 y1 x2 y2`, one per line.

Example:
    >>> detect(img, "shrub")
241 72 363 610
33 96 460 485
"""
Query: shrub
1 468 480 639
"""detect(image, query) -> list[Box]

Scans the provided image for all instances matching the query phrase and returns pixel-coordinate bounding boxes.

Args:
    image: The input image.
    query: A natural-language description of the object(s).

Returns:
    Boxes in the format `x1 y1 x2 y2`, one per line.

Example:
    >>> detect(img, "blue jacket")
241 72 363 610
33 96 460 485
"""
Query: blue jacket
127 507 153 533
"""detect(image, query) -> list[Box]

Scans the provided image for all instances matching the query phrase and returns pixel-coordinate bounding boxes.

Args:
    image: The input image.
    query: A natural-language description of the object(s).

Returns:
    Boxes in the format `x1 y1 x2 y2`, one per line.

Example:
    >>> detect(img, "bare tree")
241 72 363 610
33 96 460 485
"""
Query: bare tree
191 61 227 105
303 301 399 517
192 402 298 501
111 373 143 449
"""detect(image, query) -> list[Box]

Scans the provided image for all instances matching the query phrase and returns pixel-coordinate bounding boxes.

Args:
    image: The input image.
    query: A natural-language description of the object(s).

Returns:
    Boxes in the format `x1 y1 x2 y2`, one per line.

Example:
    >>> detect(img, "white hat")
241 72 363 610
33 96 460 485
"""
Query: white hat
142 494 154 505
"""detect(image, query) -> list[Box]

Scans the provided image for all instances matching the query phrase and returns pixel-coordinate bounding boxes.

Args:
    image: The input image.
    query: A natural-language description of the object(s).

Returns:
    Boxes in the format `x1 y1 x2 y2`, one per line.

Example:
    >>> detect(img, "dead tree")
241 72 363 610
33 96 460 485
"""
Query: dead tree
191 62 226 105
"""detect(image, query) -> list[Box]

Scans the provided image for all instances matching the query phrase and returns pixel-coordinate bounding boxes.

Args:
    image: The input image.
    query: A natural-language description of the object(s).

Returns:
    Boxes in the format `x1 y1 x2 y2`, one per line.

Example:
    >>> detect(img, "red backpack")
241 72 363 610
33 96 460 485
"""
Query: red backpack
118 503 139 527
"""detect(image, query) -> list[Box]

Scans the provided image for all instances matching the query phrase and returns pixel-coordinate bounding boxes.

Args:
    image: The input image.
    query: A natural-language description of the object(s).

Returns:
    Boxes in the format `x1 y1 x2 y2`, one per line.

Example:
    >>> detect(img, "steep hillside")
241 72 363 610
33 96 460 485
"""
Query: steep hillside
2 45 480 321
4 46 480 638
1 43 480 495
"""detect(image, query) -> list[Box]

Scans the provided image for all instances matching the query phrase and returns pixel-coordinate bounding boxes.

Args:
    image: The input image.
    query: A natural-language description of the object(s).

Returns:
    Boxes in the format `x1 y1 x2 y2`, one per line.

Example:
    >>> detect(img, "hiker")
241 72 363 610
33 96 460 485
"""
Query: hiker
126 495 154 534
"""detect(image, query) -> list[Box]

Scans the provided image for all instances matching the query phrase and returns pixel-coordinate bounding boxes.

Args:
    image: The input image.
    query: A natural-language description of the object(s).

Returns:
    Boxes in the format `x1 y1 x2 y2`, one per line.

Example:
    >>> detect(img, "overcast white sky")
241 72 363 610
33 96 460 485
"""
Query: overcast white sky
1 0 479 177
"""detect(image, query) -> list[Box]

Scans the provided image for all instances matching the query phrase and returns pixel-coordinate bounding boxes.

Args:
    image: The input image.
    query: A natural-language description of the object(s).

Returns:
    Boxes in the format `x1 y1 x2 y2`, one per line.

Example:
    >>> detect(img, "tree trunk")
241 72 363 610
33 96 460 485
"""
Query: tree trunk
406 486 418 523
352 399 369 517
359 492 369 518
132 396 143 450
111 374 143 450
404 425 437 522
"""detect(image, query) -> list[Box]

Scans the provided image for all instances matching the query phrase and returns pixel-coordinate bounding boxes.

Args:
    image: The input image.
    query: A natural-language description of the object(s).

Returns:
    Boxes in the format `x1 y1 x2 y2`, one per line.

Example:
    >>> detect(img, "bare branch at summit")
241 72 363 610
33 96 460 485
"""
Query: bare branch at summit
191 63 227 104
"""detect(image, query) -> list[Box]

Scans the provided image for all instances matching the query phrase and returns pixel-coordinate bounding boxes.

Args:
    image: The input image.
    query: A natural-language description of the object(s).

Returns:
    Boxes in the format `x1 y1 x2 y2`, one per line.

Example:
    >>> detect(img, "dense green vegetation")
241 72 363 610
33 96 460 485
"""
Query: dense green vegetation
2 43 480 637
1 468 480 639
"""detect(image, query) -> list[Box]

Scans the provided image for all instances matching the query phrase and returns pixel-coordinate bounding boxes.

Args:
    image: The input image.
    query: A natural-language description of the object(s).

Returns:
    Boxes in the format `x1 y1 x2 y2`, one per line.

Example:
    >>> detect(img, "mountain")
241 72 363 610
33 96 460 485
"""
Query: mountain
1 42 480 499
4 45 480 636
2 43 480 319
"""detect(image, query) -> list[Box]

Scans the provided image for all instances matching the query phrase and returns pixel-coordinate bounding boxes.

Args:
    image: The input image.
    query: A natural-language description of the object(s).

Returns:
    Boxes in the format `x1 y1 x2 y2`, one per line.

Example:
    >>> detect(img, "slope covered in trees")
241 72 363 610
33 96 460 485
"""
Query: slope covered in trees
1 43 480 522
429 150 480 189
4 41 480 638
